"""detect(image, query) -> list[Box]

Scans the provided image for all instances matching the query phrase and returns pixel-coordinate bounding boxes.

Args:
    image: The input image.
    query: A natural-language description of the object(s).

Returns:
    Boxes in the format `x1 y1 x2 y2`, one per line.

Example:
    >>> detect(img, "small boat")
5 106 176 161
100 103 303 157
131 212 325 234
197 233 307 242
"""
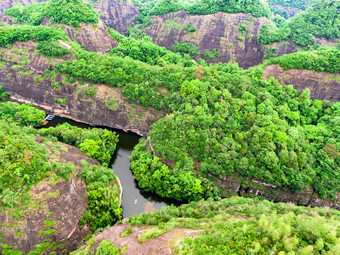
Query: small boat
134 199 138 205
45 115 55 121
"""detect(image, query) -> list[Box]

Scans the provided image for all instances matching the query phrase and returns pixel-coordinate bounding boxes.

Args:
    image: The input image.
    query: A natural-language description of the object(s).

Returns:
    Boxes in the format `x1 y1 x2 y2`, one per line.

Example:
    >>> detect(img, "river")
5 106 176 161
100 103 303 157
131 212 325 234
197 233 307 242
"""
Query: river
42 116 178 218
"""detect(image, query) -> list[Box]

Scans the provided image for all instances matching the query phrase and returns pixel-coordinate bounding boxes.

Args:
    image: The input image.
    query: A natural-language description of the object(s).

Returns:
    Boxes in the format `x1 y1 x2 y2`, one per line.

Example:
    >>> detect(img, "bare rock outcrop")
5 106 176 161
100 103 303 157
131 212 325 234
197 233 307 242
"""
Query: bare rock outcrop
144 11 272 69
40 16 118 54
0 138 100 254
264 65 340 102
75 224 203 255
90 0 140 35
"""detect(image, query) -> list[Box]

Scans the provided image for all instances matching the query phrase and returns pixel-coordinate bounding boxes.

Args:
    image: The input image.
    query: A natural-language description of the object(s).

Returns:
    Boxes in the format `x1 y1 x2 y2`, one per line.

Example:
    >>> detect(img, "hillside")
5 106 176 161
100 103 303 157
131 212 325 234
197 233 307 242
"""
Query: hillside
0 94 122 254
73 196 340 254
0 0 340 253
1 0 339 209
2 0 339 68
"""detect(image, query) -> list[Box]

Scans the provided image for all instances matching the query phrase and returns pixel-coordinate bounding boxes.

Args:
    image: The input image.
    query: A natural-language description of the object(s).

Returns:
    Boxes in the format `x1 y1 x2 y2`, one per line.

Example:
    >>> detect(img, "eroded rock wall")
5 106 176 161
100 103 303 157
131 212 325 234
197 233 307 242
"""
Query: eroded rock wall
90 0 140 34
41 17 118 54
144 11 272 69
264 65 340 102
0 41 165 136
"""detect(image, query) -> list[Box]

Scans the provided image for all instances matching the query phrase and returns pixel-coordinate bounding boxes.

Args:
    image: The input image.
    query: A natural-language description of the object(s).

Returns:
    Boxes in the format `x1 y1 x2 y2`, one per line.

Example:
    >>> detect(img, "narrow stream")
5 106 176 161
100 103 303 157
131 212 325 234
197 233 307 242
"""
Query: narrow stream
42 117 178 218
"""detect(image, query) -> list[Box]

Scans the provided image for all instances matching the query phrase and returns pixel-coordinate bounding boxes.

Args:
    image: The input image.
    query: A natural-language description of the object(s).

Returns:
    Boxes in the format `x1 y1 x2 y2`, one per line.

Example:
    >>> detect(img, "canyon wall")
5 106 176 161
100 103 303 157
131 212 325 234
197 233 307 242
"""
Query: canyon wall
264 65 340 102
144 11 274 69
0 41 165 136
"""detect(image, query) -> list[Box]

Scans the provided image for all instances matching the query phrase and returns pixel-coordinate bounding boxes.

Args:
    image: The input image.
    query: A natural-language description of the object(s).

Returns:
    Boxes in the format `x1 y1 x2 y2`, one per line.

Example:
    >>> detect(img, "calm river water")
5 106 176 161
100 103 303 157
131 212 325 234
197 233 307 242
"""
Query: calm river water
42 117 178 218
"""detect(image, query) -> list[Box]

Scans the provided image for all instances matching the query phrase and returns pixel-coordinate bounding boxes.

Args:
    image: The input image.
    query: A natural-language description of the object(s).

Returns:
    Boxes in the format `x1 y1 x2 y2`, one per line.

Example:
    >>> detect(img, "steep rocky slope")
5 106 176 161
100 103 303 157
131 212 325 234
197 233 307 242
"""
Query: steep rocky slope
0 41 165 136
1 0 338 68
0 137 99 254
75 224 203 255
89 0 140 34
41 17 118 54
264 65 340 102
144 11 274 69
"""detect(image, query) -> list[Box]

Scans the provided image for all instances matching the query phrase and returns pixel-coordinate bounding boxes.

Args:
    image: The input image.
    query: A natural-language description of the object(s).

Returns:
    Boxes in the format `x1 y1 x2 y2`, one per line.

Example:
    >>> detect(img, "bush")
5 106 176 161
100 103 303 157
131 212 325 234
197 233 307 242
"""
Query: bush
259 0 340 47
183 23 197 33
268 47 340 73
172 42 199 58
203 48 220 60
37 40 71 58
0 85 9 102
38 123 119 165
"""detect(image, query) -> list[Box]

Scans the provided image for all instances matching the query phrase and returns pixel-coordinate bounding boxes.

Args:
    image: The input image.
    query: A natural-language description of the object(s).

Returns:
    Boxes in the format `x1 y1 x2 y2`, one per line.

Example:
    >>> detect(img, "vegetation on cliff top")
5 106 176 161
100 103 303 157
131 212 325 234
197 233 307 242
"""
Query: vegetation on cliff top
108 28 201 67
5 0 98 28
38 123 119 165
259 0 340 47
0 24 71 58
75 196 340 254
267 47 340 73
134 0 271 25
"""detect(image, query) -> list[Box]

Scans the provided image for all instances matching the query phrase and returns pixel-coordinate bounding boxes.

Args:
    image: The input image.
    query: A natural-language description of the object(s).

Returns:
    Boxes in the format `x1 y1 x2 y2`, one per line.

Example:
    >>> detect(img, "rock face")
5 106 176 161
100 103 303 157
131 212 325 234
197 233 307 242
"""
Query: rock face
144 11 272 69
0 41 165 136
0 137 99 254
264 65 340 102
41 17 118 54
75 224 203 255
89 0 140 35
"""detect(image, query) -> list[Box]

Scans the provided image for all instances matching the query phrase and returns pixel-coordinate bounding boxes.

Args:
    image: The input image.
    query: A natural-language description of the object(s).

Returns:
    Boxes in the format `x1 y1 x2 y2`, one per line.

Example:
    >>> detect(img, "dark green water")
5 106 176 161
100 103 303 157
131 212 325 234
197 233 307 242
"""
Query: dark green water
42 117 178 218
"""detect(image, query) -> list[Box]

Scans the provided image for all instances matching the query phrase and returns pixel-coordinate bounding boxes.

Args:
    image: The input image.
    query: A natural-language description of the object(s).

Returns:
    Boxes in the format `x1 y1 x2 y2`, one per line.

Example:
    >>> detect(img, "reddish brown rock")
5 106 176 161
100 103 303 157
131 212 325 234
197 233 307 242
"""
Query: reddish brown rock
264 65 340 101
0 138 100 254
76 224 203 255
144 11 272 69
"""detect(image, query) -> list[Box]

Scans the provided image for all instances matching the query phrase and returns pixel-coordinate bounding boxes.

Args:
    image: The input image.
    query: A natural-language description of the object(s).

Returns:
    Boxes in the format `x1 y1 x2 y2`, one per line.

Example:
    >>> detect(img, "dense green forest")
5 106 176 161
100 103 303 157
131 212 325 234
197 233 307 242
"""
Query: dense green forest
134 0 271 24
37 123 119 165
267 47 340 73
53 40 340 201
128 197 340 254
2 0 339 204
0 0 340 253
0 24 71 58
260 0 340 47
5 0 98 28
75 196 340 254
